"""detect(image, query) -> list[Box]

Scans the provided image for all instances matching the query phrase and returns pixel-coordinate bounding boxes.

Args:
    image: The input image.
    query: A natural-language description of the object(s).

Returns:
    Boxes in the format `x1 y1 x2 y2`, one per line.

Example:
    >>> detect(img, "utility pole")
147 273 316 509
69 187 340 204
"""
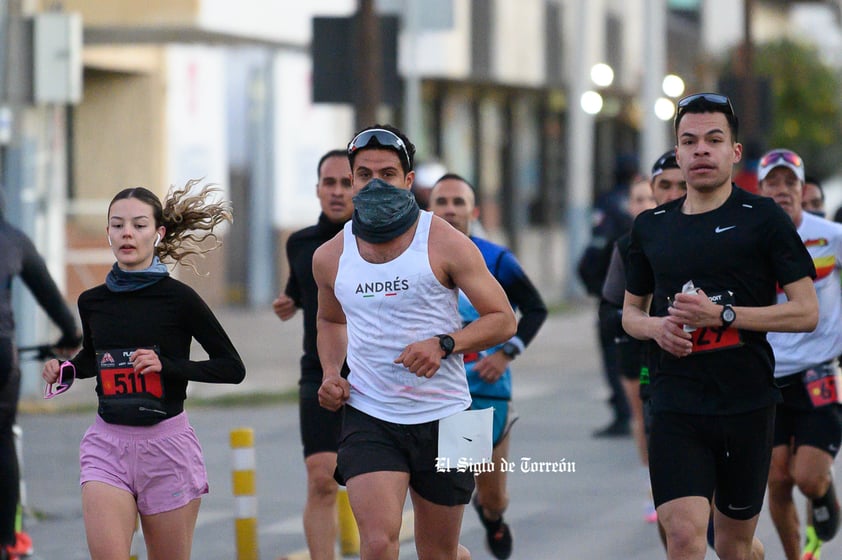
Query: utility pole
402 0 422 150
564 1 596 300
355 0 381 130
641 0 668 176
3 0 60 395
740 0 758 143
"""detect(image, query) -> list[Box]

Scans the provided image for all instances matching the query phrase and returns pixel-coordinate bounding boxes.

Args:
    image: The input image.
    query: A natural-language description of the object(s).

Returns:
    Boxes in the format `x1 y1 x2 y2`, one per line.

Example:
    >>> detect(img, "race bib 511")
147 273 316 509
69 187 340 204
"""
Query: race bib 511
96 347 163 398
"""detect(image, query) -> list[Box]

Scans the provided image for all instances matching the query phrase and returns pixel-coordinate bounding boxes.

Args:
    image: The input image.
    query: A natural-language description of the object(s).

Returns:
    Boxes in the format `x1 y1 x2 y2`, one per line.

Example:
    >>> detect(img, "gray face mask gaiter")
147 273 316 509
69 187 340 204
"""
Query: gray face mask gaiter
351 178 420 243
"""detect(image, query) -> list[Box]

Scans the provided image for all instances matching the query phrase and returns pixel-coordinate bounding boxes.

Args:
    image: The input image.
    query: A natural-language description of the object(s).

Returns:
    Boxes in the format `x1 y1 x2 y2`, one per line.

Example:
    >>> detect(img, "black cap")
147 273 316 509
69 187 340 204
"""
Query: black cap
651 149 679 177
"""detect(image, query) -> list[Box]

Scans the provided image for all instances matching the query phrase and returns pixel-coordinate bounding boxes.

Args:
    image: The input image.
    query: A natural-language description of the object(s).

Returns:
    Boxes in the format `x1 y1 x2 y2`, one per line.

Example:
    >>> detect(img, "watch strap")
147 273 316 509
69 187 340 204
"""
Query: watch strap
436 334 454 358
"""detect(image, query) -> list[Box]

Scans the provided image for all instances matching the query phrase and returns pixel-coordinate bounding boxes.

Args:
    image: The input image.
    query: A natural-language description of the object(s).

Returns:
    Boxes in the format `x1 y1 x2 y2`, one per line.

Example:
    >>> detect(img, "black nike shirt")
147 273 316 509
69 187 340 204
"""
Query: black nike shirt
626 185 815 415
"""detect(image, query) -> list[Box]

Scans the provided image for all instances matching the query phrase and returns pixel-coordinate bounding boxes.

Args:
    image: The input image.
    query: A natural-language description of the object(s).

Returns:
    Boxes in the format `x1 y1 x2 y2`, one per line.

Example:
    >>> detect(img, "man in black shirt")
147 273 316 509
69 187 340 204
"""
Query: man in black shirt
580 155 639 437
272 150 354 560
623 93 818 560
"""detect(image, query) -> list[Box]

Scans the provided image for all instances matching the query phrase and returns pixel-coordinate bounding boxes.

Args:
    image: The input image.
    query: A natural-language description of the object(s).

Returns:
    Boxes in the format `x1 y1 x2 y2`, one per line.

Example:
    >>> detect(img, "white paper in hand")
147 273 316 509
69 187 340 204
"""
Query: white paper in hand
682 280 698 333
438 408 493 468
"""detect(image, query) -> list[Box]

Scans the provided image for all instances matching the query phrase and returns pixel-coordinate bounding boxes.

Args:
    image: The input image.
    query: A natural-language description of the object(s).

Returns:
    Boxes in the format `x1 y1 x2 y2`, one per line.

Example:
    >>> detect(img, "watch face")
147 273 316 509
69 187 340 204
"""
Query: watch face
723 308 736 323
438 335 455 353
502 342 520 357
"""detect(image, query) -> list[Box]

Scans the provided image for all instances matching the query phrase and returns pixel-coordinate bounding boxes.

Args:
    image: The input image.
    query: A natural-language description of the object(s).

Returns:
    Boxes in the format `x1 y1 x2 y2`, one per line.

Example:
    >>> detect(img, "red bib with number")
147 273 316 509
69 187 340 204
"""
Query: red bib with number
803 363 840 408
100 366 163 397
690 325 743 354
98 348 162 397
688 289 743 354
95 347 167 425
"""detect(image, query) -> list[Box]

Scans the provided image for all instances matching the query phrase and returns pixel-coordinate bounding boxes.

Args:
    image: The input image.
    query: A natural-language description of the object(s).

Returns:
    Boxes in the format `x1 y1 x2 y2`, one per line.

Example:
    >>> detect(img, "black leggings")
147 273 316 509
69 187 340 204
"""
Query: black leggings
0 338 20 547
597 300 631 421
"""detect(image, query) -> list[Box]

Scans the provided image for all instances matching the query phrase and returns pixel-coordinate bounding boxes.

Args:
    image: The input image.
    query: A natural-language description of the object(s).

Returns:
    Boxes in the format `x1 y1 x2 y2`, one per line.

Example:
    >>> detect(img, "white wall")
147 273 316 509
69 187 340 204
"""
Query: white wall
273 50 354 230
613 0 645 91
494 0 545 86
701 0 744 58
405 0 472 79
166 46 229 200
792 4 842 68
198 0 355 45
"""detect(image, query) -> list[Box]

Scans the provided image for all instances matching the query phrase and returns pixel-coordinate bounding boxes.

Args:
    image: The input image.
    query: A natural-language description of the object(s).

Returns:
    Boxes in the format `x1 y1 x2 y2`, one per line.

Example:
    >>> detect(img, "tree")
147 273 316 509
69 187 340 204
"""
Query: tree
723 39 842 180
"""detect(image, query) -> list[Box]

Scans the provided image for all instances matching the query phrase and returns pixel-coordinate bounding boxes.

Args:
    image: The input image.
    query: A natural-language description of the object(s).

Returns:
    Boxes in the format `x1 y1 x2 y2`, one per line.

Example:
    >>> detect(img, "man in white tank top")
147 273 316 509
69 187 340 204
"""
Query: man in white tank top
313 124 516 560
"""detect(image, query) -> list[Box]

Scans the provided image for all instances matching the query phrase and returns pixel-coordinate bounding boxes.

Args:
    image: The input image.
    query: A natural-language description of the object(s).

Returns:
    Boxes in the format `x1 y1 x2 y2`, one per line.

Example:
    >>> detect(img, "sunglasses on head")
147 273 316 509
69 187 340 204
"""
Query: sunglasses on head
348 129 411 169
759 149 803 169
44 361 75 399
675 93 735 120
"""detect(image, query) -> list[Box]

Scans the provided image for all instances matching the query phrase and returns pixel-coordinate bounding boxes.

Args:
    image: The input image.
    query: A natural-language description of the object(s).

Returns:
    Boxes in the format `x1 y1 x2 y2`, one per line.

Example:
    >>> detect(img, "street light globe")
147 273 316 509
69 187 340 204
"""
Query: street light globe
662 74 685 98
654 97 676 121
590 63 614 87
581 90 604 115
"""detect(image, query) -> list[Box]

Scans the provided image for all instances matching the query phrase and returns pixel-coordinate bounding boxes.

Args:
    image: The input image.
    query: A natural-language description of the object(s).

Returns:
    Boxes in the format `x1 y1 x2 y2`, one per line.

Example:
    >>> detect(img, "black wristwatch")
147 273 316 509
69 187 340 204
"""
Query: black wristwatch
720 304 736 329
501 341 521 360
436 334 455 359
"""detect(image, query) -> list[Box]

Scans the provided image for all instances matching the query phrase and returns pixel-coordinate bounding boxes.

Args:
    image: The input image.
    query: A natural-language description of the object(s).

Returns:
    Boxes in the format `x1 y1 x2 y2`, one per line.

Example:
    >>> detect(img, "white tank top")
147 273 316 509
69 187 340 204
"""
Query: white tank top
335 211 470 423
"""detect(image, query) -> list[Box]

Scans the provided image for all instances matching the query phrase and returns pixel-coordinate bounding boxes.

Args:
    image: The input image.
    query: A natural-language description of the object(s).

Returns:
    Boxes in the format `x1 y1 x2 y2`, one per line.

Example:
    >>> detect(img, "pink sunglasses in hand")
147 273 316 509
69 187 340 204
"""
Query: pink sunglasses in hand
44 361 75 399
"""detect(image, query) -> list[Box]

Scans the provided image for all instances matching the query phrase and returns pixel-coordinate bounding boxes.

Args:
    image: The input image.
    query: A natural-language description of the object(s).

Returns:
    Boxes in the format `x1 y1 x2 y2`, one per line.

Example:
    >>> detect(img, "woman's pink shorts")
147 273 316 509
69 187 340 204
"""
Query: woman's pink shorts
80 412 209 515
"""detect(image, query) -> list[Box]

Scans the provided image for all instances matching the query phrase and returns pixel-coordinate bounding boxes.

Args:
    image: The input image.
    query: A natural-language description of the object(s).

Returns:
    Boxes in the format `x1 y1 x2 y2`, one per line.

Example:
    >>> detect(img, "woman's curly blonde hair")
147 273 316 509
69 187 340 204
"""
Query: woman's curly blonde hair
108 179 233 273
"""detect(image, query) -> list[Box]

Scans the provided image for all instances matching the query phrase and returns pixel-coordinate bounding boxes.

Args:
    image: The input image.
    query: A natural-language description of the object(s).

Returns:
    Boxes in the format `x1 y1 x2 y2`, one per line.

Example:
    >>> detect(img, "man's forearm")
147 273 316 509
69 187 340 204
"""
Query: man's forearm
452 310 516 354
622 304 657 342
729 301 817 333
317 319 348 378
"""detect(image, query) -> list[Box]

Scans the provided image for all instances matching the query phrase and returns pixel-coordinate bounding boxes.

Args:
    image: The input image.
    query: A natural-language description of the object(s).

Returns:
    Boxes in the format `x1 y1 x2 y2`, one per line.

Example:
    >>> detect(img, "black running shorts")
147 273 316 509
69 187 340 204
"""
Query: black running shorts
335 405 475 506
299 394 343 458
649 405 775 520
774 377 842 457
617 337 645 381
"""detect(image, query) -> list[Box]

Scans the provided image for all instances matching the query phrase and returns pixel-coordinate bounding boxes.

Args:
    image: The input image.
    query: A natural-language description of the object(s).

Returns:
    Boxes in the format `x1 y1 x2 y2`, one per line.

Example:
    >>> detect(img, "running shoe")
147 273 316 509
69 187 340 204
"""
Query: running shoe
473 496 513 559
812 476 840 541
592 418 631 438
6 532 32 558
802 525 822 560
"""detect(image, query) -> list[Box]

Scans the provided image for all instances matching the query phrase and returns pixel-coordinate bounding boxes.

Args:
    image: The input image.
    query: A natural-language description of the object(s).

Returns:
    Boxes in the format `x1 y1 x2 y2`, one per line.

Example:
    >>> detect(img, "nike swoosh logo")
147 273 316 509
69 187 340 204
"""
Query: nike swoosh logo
462 436 473 442
715 226 736 233
727 503 753 511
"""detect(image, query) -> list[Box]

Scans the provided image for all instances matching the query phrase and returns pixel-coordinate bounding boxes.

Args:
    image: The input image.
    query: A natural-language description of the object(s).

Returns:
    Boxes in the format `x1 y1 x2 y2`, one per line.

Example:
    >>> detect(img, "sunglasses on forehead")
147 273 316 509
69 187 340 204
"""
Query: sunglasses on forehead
676 93 735 119
759 150 803 169
348 129 412 168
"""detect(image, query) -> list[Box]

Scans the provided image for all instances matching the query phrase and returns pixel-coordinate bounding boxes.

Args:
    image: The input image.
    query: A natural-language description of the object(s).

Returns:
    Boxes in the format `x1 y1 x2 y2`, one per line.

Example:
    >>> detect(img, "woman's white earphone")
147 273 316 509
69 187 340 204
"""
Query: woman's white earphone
107 236 112 247
154 233 161 247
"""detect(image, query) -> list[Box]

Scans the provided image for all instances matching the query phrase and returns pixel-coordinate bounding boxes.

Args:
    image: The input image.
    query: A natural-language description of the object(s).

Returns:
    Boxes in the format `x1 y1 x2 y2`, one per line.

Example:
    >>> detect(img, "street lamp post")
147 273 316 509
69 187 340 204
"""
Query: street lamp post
564 1 597 299
641 0 668 175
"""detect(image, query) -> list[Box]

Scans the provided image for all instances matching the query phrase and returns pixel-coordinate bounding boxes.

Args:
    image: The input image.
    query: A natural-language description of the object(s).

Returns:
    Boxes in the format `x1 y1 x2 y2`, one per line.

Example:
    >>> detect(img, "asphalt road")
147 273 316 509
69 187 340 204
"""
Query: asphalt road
15 306 842 559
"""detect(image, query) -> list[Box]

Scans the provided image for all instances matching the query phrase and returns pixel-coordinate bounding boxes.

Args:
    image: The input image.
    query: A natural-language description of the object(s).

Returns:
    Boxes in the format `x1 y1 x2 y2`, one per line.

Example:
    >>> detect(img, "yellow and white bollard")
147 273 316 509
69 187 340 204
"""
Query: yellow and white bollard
337 485 360 556
129 514 143 560
231 427 259 560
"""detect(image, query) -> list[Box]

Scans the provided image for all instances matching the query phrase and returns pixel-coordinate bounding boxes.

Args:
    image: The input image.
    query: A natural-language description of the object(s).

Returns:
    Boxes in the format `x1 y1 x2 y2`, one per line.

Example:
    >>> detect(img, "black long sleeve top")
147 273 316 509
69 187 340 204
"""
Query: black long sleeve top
71 276 245 424
284 213 346 393
0 219 78 341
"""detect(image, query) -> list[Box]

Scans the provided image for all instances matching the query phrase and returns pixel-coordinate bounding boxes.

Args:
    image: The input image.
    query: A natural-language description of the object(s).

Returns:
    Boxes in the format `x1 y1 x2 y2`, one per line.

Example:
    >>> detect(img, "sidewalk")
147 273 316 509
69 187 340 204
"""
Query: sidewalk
20 301 596 410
